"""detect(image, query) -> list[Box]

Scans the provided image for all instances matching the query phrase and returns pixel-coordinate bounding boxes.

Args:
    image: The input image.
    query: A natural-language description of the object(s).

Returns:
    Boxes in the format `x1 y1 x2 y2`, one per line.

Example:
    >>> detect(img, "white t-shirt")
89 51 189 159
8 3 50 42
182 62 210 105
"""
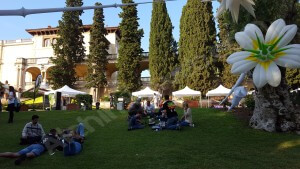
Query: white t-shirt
8 92 15 104
184 108 193 124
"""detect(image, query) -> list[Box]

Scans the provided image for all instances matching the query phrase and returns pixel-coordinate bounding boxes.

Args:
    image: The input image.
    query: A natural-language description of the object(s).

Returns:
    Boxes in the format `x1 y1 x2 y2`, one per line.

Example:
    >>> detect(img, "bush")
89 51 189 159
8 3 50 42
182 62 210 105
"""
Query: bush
75 94 93 110
21 91 43 99
101 96 110 102
26 103 44 110
245 95 255 110
111 91 131 109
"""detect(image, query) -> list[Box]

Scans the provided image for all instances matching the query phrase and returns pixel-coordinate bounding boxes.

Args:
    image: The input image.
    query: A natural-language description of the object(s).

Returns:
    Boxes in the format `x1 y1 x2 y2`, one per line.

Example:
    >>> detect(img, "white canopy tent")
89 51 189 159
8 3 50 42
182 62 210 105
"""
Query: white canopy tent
206 85 231 107
172 86 202 107
132 87 161 98
45 85 86 97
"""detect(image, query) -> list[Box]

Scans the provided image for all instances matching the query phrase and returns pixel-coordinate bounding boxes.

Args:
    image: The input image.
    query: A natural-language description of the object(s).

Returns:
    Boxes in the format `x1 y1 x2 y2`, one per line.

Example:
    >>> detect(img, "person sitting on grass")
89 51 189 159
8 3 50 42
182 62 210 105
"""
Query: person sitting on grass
180 102 194 127
144 100 155 118
162 95 180 130
0 129 62 165
20 115 45 145
128 98 143 119
128 112 144 131
62 123 85 156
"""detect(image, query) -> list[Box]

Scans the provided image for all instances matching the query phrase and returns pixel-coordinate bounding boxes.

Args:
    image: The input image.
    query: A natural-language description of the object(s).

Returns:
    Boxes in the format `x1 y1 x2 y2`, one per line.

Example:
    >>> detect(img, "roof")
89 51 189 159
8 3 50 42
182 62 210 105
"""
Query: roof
206 85 231 97
26 25 120 37
132 87 161 98
172 86 201 97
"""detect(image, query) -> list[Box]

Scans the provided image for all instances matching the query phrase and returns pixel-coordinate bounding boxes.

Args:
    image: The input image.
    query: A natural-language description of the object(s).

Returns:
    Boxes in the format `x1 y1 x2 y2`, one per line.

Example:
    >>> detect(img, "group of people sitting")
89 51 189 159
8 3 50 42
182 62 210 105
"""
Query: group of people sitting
128 95 194 131
0 115 85 165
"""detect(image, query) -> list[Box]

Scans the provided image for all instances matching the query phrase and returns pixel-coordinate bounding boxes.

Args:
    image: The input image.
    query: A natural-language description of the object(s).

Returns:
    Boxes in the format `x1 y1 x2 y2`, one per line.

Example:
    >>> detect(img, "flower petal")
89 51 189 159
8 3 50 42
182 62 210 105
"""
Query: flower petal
240 0 256 18
244 24 264 42
227 51 252 64
282 44 300 55
235 32 253 49
216 0 226 18
231 60 257 74
266 62 281 87
265 19 286 43
230 1 240 23
274 54 300 68
253 64 267 88
277 25 298 48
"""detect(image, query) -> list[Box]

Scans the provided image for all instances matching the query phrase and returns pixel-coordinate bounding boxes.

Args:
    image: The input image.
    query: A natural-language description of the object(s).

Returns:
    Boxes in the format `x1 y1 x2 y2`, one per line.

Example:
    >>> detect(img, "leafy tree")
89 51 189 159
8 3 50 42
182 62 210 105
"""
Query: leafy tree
86 2 110 93
149 0 177 92
117 0 144 92
49 0 85 89
175 0 218 94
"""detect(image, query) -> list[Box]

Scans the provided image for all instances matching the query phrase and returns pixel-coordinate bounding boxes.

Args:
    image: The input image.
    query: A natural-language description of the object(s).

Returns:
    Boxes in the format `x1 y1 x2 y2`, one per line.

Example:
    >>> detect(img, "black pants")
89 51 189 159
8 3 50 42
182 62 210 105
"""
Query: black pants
7 104 14 123
20 136 42 145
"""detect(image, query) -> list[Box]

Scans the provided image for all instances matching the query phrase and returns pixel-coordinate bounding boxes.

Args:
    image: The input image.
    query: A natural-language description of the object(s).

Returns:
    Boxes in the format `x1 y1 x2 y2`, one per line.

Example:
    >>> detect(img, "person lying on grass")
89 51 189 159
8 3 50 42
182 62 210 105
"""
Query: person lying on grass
62 123 85 156
0 128 63 165
20 115 45 145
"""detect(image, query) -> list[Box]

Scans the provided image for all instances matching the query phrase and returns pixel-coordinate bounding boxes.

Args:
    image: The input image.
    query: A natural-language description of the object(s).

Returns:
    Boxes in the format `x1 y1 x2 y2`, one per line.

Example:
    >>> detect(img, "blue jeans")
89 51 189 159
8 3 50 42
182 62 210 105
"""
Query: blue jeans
64 141 82 156
180 121 190 127
166 116 178 130
129 116 144 130
76 123 85 137
18 144 45 156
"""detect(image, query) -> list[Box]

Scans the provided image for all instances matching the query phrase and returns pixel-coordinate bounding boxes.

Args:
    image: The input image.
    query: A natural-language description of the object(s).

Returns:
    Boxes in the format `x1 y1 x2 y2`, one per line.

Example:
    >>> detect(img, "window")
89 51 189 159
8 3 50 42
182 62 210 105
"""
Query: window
52 38 57 45
43 38 51 47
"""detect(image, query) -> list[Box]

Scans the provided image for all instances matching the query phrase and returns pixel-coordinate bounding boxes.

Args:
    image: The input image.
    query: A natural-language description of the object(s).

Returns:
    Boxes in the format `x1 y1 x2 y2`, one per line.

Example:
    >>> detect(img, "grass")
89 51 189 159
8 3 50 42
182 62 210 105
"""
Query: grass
0 108 300 169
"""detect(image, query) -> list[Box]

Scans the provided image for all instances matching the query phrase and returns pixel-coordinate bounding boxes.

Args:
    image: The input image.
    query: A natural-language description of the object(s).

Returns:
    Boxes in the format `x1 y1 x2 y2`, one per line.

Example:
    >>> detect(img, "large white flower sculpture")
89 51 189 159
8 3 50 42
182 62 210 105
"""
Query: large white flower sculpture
227 19 300 88
216 0 256 22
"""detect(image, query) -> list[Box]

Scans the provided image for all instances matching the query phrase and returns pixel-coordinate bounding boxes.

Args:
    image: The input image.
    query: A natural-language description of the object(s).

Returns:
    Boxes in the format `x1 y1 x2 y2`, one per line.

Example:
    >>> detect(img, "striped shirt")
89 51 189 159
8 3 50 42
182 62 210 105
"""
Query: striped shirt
22 122 45 138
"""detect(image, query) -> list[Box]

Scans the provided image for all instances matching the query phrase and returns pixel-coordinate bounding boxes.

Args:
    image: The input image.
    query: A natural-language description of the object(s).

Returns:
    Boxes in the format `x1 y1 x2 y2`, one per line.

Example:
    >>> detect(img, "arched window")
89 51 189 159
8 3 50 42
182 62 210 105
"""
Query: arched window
43 38 51 47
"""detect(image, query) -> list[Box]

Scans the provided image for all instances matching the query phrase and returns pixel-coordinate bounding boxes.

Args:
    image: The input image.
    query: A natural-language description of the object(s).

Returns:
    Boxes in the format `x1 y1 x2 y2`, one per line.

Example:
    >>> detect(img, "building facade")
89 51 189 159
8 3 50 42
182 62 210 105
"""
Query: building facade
0 26 149 101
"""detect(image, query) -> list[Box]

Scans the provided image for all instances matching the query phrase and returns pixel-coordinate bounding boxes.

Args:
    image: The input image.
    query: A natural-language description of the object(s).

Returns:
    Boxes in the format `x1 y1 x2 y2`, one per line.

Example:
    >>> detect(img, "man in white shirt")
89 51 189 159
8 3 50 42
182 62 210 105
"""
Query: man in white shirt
144 100 155 118
20 115 45 145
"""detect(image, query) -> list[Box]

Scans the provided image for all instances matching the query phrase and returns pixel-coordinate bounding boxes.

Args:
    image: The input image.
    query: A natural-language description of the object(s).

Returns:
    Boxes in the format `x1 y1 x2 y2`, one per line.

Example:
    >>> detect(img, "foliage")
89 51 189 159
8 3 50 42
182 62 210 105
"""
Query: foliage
21 91 43 99
75 94 93 110
49 0 85 89
175 0 219 95
100 96 110 102
244 95 255 110
23 96 43 104
149 0 177 92
117 0 144 92
85 2 110 90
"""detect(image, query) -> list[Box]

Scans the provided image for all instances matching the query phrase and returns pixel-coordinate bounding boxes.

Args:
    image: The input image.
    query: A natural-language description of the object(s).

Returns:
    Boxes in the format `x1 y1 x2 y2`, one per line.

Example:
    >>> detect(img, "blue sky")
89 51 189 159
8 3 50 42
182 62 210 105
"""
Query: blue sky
0 0 219 51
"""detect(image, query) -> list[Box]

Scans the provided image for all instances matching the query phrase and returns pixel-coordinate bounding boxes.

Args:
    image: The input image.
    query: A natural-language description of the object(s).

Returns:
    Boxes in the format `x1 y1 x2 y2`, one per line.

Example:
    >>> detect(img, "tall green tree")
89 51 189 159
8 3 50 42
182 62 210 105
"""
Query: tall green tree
175 0 218 94
86 2 110 93
49 0 85 89
117 0 144 92
149 0 176 92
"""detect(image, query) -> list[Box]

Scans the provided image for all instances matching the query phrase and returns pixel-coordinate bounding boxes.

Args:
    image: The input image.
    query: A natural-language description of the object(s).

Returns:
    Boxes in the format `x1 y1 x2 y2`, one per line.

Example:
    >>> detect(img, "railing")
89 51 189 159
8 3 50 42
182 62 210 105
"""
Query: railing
25 82 35 86
27 58 37 64
107 52 149 61
4 39 32 44
141 77 150 82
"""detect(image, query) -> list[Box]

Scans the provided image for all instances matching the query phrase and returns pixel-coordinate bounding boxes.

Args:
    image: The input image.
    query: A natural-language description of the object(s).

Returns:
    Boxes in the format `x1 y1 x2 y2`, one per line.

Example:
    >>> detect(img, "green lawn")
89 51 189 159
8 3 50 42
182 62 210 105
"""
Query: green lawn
0 108 300 169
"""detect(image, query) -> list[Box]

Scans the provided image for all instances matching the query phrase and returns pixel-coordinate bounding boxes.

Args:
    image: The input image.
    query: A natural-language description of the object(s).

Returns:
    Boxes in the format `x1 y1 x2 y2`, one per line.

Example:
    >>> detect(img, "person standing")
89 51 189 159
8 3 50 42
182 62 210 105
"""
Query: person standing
0 91 4 113
7 86 16 123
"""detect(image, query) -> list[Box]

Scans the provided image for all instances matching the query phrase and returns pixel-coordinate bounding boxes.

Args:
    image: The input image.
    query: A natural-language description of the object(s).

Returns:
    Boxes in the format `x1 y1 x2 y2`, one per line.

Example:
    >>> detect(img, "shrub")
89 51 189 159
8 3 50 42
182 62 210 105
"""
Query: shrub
21 91 43 99
245 95 255 110
290 91 300 106
75 94 93 110
100 96 110 102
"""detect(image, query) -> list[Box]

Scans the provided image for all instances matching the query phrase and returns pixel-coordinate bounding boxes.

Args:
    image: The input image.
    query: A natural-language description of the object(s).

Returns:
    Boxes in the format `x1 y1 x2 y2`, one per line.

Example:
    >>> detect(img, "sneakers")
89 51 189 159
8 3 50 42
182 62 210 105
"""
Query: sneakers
190 124 195 127
15 154 26 165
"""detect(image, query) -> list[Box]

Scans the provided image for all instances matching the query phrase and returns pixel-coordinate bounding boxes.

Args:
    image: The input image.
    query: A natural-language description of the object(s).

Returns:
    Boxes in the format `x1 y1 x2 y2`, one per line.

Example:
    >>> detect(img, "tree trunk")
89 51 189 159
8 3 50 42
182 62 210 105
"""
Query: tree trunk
249 69 300 133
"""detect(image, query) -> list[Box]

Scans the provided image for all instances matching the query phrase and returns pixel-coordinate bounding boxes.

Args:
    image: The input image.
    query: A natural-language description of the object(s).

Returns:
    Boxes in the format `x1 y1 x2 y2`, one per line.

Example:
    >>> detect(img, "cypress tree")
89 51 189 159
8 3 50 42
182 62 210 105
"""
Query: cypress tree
149 0 176 92
49 0 85 89
175 0 218 94
86 2 110 93
117 0 144 92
